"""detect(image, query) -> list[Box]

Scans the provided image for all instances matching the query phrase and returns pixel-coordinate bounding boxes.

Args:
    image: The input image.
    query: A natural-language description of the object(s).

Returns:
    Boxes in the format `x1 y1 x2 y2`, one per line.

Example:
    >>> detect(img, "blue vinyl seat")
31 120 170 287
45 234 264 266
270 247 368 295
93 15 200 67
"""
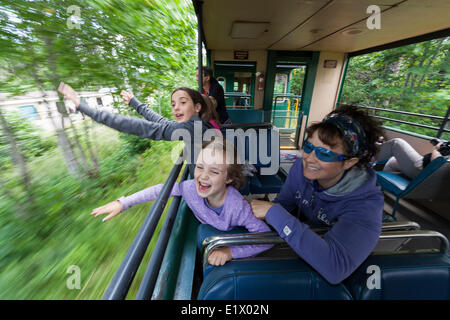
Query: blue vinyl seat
376 156 447 218
345 253 450 300
197 258 353 300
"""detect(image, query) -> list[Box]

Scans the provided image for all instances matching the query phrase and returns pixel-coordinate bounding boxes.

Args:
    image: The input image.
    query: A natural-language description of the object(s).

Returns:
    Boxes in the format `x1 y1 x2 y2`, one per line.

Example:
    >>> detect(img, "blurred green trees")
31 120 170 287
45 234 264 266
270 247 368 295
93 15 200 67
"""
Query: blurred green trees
0 0 197 299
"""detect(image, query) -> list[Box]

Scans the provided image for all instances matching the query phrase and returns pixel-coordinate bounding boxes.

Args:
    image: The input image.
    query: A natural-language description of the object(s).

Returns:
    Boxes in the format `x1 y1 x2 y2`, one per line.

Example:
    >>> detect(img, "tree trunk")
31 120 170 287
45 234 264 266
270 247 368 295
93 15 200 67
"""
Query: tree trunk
0 109 35 213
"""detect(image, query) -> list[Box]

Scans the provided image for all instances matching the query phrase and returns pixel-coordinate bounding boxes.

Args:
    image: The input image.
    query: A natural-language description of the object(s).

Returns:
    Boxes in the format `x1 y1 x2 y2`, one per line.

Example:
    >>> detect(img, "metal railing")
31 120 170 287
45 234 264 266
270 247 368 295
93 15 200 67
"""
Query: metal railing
224 92 252 107
353 104 450 138
271 94 302 132
102 155 186 300
201 228 448 269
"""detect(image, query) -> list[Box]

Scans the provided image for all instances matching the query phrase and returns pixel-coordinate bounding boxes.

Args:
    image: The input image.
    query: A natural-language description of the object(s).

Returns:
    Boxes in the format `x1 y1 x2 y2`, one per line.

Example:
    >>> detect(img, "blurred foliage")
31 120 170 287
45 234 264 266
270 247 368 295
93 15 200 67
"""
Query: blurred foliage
0 110 56 169
0 0 198 299
340 37 449 139
0 0 197 99
0 126 181 299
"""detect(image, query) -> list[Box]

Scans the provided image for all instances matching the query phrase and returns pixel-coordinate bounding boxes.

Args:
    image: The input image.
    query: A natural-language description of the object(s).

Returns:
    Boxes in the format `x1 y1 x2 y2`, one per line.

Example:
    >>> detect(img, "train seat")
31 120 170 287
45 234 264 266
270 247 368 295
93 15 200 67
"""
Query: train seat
376 156 447 217
345 253 450 300
197 258 353 300
223 124 283 195
225 109 264 124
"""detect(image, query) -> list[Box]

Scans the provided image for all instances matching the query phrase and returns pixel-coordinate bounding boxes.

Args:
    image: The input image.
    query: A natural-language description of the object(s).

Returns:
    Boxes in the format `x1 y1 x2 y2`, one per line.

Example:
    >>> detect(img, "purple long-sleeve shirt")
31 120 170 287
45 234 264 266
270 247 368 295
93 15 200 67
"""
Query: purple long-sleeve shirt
118 179 272 258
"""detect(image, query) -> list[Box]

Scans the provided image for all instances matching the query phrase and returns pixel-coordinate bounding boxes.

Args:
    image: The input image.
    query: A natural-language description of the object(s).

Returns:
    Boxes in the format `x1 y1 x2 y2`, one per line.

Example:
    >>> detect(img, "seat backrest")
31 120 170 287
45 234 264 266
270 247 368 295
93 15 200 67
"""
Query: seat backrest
225 109 264 124
404 157 449 199
198 259 353 300
345 253 450 300
223 125 280 176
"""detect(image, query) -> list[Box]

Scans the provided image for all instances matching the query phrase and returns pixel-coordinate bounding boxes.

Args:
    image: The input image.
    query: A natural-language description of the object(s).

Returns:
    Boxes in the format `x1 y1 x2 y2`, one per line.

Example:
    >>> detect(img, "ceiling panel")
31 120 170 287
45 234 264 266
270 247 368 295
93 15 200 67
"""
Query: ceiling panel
299 0 450 52
202 0 330 50
201 0 450 52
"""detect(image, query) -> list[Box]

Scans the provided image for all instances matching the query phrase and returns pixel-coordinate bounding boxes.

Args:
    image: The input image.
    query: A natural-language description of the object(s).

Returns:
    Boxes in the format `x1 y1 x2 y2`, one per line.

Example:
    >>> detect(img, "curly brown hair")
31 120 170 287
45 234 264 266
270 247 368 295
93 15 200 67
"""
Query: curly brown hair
202 138 246 190
305 104 382 169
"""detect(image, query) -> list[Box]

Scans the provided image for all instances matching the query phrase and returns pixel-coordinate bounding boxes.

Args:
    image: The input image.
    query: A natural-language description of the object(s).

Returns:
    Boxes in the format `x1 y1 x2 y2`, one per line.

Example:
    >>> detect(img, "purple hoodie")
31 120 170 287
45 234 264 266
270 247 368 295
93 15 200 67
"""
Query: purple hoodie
265 159 383 284
118 179 272 259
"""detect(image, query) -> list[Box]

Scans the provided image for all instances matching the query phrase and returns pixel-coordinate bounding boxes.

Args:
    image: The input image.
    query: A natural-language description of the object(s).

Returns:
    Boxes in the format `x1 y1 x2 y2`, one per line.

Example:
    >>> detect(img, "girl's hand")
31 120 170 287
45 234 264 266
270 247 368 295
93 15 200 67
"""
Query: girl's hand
120 90 134 105
208 247 232 266
250 200 274 220
58 82 80 108
90 200 123 222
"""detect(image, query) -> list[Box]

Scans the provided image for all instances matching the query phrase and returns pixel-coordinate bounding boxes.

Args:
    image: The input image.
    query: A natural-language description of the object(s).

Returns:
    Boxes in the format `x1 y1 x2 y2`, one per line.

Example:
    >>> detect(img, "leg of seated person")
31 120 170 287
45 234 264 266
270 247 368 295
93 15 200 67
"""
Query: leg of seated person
377 138 423 179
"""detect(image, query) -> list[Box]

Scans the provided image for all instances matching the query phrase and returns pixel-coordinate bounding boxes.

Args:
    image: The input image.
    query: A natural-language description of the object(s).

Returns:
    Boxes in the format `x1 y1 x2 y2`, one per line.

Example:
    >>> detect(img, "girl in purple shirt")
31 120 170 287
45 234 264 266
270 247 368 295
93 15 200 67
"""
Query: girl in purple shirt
90 138 272 266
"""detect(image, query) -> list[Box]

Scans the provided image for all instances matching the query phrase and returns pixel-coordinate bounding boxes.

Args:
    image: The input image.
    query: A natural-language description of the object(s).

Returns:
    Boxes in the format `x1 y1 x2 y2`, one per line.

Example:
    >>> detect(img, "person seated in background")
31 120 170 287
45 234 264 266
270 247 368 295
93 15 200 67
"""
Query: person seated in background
196 66 231 124
376 137 448 180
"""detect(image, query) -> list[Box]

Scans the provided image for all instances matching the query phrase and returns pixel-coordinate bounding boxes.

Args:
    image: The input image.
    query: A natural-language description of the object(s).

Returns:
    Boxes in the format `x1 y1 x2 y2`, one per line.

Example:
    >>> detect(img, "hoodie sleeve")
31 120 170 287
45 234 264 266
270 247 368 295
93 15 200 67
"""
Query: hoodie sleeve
266 195 383 285
78 99 189 141
272 159 302 212
128 97 171 124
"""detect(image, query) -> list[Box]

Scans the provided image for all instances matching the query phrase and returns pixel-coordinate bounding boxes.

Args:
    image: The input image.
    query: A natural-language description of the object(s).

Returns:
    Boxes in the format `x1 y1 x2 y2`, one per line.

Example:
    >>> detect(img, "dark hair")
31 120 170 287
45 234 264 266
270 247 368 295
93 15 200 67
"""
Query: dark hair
201 94 221 126
305 104 382 169
202 138 246 190
198 66 213 78
171 87 207 119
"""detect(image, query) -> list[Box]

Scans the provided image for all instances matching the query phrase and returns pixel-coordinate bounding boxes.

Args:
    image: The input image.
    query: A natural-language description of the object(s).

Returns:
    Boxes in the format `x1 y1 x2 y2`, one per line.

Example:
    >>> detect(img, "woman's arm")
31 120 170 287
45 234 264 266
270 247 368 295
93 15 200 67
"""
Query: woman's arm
265 198 383 284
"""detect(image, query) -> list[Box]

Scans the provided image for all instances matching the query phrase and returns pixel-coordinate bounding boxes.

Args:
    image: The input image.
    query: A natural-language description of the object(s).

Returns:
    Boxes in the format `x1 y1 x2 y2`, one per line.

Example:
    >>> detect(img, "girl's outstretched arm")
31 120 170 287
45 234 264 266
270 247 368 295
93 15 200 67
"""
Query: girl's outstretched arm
128 96 172 125
58 82 185 141
90 200 123 222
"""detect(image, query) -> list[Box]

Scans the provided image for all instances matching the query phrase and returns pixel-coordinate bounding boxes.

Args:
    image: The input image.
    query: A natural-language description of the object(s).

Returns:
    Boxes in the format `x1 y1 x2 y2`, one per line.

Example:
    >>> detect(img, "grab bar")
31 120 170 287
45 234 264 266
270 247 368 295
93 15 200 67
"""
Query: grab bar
202 229 448 269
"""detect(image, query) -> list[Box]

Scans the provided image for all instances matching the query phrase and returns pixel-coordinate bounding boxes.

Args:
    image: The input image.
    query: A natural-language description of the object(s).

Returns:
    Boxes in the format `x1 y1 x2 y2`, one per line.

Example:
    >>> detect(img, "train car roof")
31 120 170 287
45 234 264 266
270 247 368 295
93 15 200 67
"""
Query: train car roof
193 0 450 54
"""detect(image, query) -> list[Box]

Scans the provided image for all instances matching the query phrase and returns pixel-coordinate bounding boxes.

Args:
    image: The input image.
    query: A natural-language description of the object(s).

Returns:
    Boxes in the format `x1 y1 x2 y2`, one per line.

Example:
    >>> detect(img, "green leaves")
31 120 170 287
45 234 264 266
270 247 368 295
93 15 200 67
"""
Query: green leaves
341 37 449 138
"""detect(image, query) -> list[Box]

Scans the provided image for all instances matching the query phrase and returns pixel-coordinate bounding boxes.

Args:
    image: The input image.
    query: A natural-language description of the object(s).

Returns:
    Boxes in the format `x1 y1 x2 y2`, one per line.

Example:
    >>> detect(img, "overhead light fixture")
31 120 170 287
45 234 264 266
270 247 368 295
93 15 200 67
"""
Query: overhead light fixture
342 28 364 36
230 21 270 39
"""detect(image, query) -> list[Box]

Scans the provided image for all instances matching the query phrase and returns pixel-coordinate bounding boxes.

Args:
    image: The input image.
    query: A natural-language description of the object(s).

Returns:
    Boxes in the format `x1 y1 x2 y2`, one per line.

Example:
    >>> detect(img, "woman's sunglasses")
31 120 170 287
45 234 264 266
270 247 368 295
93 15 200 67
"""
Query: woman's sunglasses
303 141 350 162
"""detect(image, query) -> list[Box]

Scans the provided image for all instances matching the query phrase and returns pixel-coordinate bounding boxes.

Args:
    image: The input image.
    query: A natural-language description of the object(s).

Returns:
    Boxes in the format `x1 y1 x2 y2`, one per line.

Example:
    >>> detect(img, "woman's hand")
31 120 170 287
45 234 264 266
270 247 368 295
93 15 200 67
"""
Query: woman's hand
120 90 134 105
58 82 80 108
90 200 123 222
250 199 274 220
208 247 232 266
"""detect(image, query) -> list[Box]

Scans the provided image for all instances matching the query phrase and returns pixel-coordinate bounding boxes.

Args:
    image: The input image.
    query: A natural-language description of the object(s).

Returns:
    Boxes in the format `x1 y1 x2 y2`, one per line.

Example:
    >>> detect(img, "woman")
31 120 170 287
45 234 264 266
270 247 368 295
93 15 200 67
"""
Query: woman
251 105 384 285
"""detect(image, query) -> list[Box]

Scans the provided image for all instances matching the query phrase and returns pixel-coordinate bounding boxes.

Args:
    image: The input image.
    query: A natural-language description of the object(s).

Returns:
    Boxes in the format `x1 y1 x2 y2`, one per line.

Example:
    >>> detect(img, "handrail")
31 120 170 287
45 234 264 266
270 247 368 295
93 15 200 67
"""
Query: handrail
350 104 450 135
202 229 448 269
200 221 420 249
102 154 184 300
135 166 190 300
